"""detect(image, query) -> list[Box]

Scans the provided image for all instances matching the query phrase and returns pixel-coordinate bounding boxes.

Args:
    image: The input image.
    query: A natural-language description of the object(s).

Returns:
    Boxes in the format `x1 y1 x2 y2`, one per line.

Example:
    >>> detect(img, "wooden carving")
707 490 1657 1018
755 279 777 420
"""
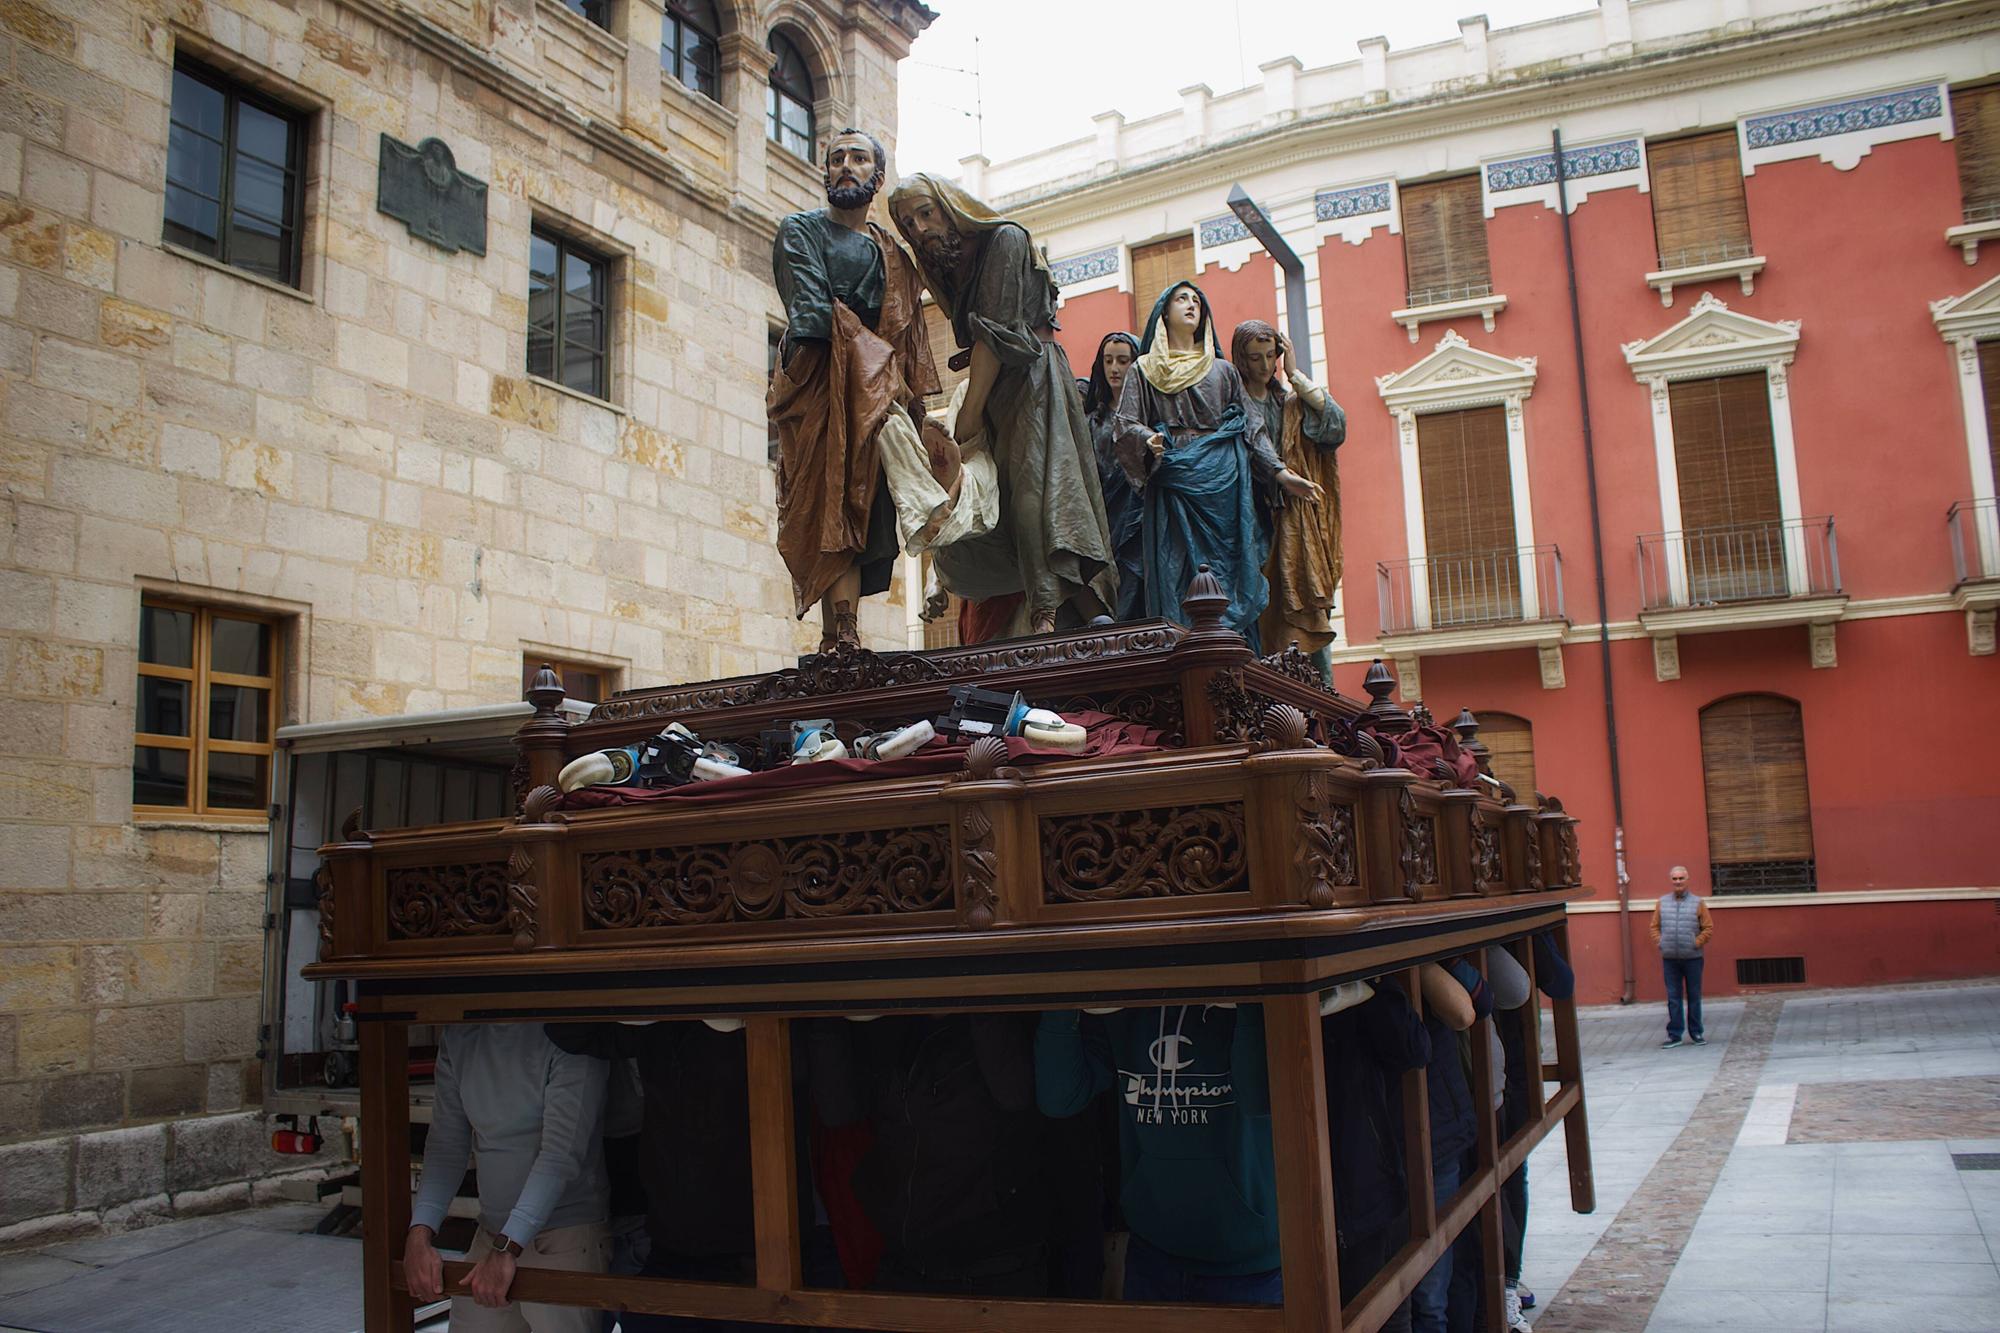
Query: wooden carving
1474 817 1505 890
1259 702 1312 752
1293 771 1359 909
1041 803 1247 903
1207 669 1260 745
519 784 566 824
1397 790 1438 894
1557 820 1582 888
580 826 953 928
1258 644 1333 692
386 860 511 940
963 735 1013 781
957 805 998 930
340 807 366 842
1523 822 1544 891
505 845 537 952
314 863 335 961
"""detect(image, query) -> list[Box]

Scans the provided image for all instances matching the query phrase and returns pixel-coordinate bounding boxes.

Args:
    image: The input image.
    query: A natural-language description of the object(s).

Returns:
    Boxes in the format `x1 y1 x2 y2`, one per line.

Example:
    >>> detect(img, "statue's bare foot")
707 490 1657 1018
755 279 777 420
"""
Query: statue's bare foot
1030 608 1058 635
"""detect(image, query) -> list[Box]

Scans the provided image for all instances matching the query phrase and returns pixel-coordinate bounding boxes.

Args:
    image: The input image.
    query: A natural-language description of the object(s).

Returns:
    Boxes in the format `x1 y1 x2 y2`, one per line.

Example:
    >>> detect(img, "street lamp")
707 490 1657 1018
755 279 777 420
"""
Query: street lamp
1226 183 1312 377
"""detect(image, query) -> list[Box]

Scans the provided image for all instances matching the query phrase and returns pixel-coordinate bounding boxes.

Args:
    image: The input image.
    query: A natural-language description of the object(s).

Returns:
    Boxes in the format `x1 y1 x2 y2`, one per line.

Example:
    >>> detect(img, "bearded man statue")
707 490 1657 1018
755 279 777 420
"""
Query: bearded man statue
888 173 1117 637
768 129 965 651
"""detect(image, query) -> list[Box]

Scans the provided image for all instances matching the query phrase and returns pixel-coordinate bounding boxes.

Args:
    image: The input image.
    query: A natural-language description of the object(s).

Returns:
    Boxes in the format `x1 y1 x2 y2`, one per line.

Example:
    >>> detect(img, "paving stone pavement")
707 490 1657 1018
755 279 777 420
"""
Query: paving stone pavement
1522 981 2000 1333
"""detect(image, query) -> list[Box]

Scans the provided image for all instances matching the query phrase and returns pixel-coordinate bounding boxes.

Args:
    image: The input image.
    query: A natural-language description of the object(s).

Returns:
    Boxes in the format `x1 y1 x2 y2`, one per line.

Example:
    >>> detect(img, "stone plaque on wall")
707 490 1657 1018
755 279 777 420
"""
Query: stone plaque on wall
377 133 487 256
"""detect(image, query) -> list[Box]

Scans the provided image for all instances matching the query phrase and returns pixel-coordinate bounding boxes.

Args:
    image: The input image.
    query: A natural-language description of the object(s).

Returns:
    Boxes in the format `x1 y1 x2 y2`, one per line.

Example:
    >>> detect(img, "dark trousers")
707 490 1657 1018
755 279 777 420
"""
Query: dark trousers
1339 1217 1413 1332
1663 955 1705 1040
1122 1234 1283 1306
1500 1162 1527 1285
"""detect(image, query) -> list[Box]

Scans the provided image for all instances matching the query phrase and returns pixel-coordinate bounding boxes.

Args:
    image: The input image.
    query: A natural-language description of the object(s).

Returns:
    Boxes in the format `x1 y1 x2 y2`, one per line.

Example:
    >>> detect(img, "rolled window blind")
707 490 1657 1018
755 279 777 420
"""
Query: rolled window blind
1401 175 1490 305
1417 406 1519 623
1476 712 1536 801
1648 131 1752 268
1699 695 1814 864
1669 373 1783 600
1129 234 1197 327
1980 340 2000 487
1954 83 2000 222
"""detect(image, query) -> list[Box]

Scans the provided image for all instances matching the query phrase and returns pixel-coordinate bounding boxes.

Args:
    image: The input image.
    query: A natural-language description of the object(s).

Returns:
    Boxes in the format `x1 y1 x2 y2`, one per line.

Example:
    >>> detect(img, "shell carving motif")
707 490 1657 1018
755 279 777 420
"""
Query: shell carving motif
506 845 538 952
958 805 998 930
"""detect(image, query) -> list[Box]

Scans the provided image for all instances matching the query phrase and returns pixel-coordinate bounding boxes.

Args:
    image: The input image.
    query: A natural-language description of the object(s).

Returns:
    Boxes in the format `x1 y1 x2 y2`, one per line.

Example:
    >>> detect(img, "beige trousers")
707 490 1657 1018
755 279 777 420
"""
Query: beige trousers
446 1222 610 1333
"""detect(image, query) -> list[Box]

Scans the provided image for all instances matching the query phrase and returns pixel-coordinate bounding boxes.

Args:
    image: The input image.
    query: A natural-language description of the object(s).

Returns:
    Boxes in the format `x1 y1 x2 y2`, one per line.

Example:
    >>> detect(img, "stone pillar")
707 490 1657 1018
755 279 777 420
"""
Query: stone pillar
721 31 776 202
619 0 669 152
1459 15 1491 83
1179 84 1211 149
1599 0 1634 56
1261 56 1301 124
1092 110 1125 173
958 153 988 198
1359 35 1390 103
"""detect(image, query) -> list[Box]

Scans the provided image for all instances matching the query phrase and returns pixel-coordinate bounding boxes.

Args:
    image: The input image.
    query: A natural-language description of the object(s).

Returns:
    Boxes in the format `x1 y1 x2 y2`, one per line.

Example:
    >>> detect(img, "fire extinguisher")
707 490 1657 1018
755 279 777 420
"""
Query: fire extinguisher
272 1114 323 1155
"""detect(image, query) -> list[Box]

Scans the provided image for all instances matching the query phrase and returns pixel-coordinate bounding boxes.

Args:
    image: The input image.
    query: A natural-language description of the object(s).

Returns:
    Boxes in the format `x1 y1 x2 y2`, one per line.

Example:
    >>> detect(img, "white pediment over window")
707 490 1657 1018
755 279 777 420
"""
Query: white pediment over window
1622 292 1800 381
1931 271 2000 344
1375 329 1538 413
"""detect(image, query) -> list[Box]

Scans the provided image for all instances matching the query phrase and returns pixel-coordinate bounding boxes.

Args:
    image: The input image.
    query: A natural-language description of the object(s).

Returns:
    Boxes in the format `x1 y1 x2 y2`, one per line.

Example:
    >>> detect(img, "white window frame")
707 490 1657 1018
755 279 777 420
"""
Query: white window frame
1930 272 2000 578
1620 293 1806 605
1374 330 1541 629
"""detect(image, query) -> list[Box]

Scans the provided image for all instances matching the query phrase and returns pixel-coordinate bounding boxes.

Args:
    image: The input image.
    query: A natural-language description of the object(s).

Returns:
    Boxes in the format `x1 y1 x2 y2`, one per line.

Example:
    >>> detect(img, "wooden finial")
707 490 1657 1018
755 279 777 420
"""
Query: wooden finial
1453 707 1493 773
526 662 565 717
1181 564 1230 634
1360 658 1412 733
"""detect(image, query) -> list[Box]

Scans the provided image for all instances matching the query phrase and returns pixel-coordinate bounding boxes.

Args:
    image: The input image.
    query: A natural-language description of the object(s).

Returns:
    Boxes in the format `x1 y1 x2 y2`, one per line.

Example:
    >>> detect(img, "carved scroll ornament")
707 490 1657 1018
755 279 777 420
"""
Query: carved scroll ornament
1474 817 1505 890
1041 803 1247 903
386 860 511 940
505 845 538 951
1293 771 1359 909
581 826 953 929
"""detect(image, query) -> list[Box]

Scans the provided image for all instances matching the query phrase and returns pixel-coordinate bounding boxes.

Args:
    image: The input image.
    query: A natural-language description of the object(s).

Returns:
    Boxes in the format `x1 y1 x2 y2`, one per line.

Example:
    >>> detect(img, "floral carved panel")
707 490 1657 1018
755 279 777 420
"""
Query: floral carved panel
1041 803 1248 903
1473 817 1505 891
386 860 511 940
581 826 953 929
1293 771 1360 909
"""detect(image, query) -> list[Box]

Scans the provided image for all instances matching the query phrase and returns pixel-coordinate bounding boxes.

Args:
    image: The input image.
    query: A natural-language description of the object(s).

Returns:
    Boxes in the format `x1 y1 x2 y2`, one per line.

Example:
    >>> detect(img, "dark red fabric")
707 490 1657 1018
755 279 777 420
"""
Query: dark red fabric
1391 722 1481 788
560 711 1161 810
958 592 1024 645
812 1116 883 1289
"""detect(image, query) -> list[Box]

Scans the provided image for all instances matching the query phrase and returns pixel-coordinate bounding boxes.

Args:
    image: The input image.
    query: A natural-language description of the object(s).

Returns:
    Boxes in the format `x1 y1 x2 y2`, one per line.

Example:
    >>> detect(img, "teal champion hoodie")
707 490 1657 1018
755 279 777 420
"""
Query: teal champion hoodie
1035 1004 1276 1275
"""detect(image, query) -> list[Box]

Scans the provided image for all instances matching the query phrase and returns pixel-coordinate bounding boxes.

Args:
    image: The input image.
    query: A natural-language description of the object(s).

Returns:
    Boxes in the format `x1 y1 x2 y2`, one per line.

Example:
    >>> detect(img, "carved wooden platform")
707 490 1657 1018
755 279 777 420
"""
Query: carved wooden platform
309 579 1593 1333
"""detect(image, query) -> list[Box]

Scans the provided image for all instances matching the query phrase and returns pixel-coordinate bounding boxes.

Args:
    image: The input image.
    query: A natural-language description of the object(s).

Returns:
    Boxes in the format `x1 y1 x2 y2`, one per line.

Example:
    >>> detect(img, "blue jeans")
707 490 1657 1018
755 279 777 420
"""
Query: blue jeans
1122 1234 1283 1306
1409 1154 1462 1333
1663 955 1705 1040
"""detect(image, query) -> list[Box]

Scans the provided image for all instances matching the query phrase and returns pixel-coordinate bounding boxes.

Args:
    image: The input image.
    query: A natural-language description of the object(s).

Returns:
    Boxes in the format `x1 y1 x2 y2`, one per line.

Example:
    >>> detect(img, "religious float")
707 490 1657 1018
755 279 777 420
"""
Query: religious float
306 571 1595 1333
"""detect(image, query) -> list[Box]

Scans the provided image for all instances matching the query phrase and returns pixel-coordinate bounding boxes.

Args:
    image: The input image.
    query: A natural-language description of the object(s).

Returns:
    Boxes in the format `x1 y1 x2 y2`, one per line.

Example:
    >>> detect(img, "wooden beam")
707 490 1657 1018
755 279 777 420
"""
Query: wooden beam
359 1020 414 1333
1264 991 1343 1331
745 1016 802 1294
1550 920 1597 1214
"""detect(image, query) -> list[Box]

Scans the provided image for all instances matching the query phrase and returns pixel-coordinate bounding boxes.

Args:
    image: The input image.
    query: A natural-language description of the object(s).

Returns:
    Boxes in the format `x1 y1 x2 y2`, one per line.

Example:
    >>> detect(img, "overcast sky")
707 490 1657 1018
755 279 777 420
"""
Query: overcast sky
895 0 1593 175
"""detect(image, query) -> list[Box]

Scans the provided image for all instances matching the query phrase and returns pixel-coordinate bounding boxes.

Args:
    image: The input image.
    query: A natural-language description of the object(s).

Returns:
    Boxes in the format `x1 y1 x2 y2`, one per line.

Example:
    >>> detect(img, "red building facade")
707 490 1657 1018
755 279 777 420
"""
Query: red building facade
972 0 2000 1002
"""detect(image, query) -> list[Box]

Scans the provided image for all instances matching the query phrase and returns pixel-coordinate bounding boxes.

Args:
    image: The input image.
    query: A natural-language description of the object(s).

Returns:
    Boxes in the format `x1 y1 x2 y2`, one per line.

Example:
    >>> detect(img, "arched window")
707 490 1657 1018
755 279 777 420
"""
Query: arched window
766 29 815 160
1698 694 1815 893
662 0 720 101
1475 712 1535 802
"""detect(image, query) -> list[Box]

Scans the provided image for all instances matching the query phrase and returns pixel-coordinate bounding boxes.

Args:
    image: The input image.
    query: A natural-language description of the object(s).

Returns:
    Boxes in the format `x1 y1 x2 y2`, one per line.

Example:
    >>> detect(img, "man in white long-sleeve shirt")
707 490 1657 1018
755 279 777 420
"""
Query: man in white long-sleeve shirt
402 1023 610 1331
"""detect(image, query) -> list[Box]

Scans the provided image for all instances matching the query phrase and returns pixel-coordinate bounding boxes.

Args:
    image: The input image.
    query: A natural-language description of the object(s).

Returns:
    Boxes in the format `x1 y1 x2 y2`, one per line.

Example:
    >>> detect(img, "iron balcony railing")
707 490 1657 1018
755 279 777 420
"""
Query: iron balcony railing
1378 544 1565 636
1947 497 2000 586
1403 279 1494 309
1637 515 1840 612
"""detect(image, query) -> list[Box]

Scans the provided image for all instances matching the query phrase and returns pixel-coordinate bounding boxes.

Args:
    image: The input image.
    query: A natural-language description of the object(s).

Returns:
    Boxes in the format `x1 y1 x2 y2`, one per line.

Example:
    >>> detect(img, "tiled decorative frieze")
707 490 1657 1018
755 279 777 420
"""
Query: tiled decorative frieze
1313 181 1394 246
1198 214 1250 248
1483 137 1645 215
1741 83 1949 173
1050 244 1121 293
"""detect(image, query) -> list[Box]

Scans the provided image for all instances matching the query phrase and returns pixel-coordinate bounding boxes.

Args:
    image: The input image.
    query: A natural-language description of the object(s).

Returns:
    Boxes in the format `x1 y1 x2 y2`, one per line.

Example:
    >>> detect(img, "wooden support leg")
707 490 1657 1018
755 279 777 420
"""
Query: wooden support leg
359 1019 414 1333
746 1016 803 1296
1264 992 1342 1332
1549 922 1597 1214
1468 952 1506 1333
1397 967 1436 1245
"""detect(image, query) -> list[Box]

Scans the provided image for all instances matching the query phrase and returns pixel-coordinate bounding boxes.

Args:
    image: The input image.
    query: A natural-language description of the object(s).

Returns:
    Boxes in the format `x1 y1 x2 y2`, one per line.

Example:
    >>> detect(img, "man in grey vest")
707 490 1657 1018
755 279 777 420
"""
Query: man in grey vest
1648 866 1714 1048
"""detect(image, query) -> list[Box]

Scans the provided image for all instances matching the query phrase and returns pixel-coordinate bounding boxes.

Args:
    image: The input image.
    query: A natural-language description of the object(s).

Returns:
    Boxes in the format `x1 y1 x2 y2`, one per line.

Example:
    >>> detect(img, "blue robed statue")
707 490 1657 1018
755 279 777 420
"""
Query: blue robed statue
1108 282 1324 648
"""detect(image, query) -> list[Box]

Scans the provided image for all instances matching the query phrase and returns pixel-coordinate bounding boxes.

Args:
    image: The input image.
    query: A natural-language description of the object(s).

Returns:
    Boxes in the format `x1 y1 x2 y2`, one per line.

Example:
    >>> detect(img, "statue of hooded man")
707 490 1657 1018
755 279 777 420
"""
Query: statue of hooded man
887 173 1117 636
769 129 969 652
1111 282 1323 649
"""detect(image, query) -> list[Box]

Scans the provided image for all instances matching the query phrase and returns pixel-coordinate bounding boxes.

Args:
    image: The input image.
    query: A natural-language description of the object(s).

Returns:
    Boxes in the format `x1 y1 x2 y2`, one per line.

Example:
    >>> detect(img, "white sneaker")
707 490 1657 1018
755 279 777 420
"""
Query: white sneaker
1504 1284 1532 1331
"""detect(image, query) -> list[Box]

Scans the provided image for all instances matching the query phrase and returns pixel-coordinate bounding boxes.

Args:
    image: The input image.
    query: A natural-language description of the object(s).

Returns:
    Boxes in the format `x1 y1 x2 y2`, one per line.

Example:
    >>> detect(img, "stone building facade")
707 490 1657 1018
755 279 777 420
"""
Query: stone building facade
0 0 931 1238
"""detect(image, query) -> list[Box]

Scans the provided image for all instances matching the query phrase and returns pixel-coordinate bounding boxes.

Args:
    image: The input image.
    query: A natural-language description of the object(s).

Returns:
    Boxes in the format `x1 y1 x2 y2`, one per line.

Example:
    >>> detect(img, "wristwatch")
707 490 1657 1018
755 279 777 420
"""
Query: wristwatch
495 1235 525 1258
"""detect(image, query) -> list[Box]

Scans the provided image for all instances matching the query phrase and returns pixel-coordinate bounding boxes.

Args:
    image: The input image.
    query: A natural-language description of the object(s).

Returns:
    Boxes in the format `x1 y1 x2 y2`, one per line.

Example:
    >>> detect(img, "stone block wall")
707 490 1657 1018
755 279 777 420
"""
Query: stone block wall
0 0 927 1237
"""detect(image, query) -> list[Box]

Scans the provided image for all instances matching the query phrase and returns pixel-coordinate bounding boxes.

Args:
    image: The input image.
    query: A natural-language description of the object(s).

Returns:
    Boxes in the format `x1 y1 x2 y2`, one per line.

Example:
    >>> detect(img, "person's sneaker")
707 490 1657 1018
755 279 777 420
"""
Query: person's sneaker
1504 1283 1532 1331
1691 1034 1707 1045
1662 1037 1683 1048
1517 1284 1537 1310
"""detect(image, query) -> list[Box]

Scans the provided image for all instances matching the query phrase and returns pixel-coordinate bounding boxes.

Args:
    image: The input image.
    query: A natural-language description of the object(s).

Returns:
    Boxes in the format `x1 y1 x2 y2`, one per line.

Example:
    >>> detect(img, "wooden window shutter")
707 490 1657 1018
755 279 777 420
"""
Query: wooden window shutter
1669 373 1783 600
1699 695 1814 866
1979 340 2000 487
1129 233 1196 327
1476 712 1536 800
1400 175 1490 306
1954 83 2000 222
922 300 965 412
1647 131 1752 268
1417 406 1519 623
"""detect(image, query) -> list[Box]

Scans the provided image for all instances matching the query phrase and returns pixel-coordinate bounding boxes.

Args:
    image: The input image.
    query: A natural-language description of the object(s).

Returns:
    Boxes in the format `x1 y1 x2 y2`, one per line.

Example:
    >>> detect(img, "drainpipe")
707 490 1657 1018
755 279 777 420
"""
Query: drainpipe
1552 130 1636 1005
